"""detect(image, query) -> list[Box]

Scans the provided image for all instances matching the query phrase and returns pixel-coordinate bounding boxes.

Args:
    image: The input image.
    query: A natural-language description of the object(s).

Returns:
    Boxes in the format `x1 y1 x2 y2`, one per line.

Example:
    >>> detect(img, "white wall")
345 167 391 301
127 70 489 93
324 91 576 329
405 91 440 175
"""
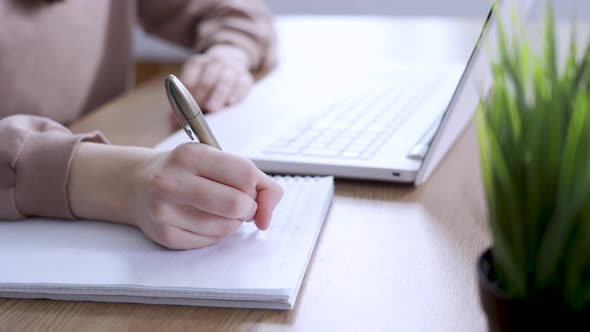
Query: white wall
265 0 492 16
265 0 588 17
134 0 590 61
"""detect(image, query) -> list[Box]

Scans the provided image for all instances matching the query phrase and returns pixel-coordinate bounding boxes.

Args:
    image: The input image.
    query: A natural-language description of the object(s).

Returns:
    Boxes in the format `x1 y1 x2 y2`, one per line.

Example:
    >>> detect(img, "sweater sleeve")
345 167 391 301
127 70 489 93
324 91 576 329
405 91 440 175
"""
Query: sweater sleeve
0 115 108 220
137 0 277 72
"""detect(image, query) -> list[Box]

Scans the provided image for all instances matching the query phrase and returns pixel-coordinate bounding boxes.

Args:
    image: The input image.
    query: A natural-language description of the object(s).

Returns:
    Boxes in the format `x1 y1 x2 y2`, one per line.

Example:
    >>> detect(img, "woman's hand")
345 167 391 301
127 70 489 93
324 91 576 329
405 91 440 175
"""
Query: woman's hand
134 143 282 249
68 142 283 250
180 45 254 113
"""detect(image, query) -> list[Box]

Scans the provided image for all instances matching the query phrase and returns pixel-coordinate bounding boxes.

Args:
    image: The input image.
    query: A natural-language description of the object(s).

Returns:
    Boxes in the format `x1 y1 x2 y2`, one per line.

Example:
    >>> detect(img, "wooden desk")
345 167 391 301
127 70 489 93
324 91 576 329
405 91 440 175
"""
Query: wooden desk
1 16 586 331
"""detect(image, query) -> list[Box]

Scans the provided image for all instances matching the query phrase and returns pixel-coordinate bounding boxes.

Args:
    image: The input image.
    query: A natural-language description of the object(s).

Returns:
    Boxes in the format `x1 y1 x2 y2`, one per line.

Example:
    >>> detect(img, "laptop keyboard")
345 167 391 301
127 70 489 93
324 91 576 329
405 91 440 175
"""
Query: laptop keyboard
262 67 446 160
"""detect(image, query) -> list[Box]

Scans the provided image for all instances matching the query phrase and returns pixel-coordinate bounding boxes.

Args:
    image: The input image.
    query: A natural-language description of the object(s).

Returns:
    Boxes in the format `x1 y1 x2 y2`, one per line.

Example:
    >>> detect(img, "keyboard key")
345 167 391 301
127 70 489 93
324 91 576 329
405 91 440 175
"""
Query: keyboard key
327 142 349 151
301 148 341 157
361 151 374 160
263 146 303 155
314 135 336 144
311 117 337 130
345 143 369 153
330 120 351 131
340 150 361 158
338 131 358 139
281 129 304 141
307 141 327 150
298 130 321 140
347 124 367 133
367 145 380 153
357 132 378 141
365 123 388 133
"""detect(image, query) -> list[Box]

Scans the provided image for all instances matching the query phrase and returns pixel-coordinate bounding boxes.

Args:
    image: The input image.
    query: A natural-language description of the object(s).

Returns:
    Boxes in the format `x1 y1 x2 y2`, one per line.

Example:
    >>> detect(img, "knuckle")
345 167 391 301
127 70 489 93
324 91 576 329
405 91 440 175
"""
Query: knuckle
199 78 215 90
217 220 240 236
189 56 208 66
175 142 193 154
224 195 247 219
168 148 184 165
151 225 176 249
240 161 258 187
147 200 166 222
196 144 217 162
235 157 256 172
214 82 232 95
148 172 175 197
170 144 193 164
239 74 254 87
220 68 236 83
199 73 218 88
270 181 284 200
277 183 284 198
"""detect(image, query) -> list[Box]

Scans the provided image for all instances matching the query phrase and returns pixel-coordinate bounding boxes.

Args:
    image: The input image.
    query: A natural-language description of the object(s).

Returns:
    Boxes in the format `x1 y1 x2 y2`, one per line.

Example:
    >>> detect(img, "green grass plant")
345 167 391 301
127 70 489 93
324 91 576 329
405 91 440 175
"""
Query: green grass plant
477 3 590 310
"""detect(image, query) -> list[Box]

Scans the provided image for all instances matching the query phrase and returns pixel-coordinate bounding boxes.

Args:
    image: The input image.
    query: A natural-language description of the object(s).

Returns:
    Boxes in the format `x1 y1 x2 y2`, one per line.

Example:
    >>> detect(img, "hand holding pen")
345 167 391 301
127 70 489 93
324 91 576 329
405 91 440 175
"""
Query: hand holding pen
69 76 283 250
133 142 283 249
123 75 284 249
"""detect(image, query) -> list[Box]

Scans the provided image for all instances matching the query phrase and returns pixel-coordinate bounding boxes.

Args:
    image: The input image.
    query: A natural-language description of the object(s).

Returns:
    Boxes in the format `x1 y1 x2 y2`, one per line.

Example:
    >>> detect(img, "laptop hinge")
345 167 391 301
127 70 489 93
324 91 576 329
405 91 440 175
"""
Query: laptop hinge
407 114 443 160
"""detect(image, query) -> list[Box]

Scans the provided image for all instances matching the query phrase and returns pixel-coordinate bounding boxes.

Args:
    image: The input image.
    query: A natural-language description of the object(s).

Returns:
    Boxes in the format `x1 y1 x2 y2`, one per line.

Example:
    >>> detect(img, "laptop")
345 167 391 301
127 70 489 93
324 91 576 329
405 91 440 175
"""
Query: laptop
158 0 533 185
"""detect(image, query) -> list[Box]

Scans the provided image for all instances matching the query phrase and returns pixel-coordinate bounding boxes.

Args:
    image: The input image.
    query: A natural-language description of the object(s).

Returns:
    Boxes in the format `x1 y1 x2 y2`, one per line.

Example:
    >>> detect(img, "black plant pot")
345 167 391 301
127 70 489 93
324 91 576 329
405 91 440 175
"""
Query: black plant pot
478 248 590 332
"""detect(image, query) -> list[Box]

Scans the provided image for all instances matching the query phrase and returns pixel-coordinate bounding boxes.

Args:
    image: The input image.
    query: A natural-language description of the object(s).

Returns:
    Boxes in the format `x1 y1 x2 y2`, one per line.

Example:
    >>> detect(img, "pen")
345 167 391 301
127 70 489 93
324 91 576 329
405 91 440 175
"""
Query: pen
165 74 222 150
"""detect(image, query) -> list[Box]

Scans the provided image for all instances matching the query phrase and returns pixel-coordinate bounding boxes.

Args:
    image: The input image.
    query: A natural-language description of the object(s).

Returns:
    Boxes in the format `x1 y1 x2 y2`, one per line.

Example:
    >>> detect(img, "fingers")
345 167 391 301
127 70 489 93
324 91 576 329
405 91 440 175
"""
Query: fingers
252 170 284 230
163 176 257 220
174 144 259 198
148 224 221 250
180 58 202 88
169 170 282 232
180 54 254 113
206 66 236 112
192 63 220 108
158 203 244 238
228 73 254 106
158 144 284 233
178 144 283 230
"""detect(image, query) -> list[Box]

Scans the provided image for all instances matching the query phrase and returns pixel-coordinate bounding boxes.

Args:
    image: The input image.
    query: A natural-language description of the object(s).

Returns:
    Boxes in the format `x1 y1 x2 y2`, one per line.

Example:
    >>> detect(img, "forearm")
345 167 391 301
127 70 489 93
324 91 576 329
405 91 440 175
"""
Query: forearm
68 142 156 225
138 0 277 73
0 115 107 220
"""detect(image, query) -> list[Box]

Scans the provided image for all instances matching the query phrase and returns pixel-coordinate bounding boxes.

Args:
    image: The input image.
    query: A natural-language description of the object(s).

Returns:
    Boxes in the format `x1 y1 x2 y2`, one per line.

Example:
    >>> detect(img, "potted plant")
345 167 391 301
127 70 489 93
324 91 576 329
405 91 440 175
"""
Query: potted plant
476 3 590 331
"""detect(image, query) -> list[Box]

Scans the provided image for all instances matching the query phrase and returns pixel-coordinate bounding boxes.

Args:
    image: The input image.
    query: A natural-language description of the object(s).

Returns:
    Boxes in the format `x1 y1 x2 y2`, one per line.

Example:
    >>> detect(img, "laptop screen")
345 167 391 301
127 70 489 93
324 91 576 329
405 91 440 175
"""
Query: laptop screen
415 0 534 185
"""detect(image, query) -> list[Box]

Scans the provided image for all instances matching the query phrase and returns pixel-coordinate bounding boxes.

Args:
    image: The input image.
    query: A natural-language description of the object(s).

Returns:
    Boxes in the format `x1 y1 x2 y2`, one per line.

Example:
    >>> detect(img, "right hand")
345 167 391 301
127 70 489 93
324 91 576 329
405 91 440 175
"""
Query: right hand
133 143 283 249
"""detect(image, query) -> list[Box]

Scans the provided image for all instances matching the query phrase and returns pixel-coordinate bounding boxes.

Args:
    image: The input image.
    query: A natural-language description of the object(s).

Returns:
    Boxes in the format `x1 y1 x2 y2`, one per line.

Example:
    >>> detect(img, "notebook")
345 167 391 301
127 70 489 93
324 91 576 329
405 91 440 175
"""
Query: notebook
0 175 334 310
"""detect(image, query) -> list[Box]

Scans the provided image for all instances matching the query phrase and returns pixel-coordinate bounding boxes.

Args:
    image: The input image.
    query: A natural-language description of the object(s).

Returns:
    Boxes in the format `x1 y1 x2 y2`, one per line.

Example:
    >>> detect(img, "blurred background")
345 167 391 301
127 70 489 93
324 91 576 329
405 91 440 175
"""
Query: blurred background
266 0 587 16
133 0 589 81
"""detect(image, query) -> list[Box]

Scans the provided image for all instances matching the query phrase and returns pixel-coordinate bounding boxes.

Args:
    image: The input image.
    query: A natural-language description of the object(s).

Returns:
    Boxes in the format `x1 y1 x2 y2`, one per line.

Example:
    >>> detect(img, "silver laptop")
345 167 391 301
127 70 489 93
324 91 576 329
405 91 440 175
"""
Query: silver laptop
160 0 532 184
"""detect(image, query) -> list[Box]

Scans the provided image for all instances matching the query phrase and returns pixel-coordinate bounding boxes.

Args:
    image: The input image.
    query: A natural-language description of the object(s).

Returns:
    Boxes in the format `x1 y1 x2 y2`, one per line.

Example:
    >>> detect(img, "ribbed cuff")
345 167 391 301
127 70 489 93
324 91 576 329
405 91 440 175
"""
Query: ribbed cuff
14 130 108 219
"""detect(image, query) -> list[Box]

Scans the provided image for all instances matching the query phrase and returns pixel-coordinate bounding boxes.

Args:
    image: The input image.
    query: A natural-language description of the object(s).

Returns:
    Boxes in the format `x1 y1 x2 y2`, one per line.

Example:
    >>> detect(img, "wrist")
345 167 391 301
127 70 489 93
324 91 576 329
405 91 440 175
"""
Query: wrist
68 142 156 226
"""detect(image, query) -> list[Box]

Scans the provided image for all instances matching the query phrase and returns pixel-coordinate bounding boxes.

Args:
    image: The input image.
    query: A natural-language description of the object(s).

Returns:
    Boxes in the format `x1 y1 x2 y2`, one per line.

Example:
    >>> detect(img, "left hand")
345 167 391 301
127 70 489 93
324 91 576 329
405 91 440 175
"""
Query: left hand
180 46 254 113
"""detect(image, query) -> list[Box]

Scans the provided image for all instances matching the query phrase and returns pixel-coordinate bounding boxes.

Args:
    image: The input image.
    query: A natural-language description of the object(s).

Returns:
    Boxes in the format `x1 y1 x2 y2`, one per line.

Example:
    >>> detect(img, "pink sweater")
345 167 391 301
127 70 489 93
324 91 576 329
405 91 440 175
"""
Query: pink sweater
0 0 276 220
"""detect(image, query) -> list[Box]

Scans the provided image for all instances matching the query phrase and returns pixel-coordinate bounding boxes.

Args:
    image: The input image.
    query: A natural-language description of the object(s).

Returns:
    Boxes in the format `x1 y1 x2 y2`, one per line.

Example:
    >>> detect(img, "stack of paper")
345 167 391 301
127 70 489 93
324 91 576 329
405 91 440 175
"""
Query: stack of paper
0 176 333 309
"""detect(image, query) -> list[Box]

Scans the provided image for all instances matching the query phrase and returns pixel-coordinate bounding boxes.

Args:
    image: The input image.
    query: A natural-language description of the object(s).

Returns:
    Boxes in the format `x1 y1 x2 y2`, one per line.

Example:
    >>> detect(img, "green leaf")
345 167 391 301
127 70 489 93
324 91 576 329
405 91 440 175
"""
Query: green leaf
536 90 590 285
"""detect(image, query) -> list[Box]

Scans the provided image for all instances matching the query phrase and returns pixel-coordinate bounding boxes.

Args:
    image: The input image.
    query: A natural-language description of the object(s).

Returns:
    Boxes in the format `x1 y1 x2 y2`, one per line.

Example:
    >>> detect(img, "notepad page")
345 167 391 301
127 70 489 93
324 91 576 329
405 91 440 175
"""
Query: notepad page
0 176 333 308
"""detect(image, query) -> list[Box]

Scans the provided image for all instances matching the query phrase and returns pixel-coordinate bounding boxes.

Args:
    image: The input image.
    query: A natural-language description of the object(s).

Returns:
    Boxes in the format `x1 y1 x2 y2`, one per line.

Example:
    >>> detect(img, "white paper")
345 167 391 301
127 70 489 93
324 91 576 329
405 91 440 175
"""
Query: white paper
0 176 333 309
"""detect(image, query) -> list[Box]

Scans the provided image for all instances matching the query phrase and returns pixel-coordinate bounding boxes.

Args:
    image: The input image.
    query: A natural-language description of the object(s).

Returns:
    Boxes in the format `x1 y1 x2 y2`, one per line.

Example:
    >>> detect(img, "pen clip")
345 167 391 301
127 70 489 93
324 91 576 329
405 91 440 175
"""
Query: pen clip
173 105 195 140
166 75 195 141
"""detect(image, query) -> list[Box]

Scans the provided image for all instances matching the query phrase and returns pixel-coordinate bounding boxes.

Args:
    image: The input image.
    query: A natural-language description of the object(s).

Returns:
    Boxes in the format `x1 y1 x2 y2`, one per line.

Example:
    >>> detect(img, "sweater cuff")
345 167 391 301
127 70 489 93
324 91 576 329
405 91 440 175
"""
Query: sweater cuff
14 131 108 219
